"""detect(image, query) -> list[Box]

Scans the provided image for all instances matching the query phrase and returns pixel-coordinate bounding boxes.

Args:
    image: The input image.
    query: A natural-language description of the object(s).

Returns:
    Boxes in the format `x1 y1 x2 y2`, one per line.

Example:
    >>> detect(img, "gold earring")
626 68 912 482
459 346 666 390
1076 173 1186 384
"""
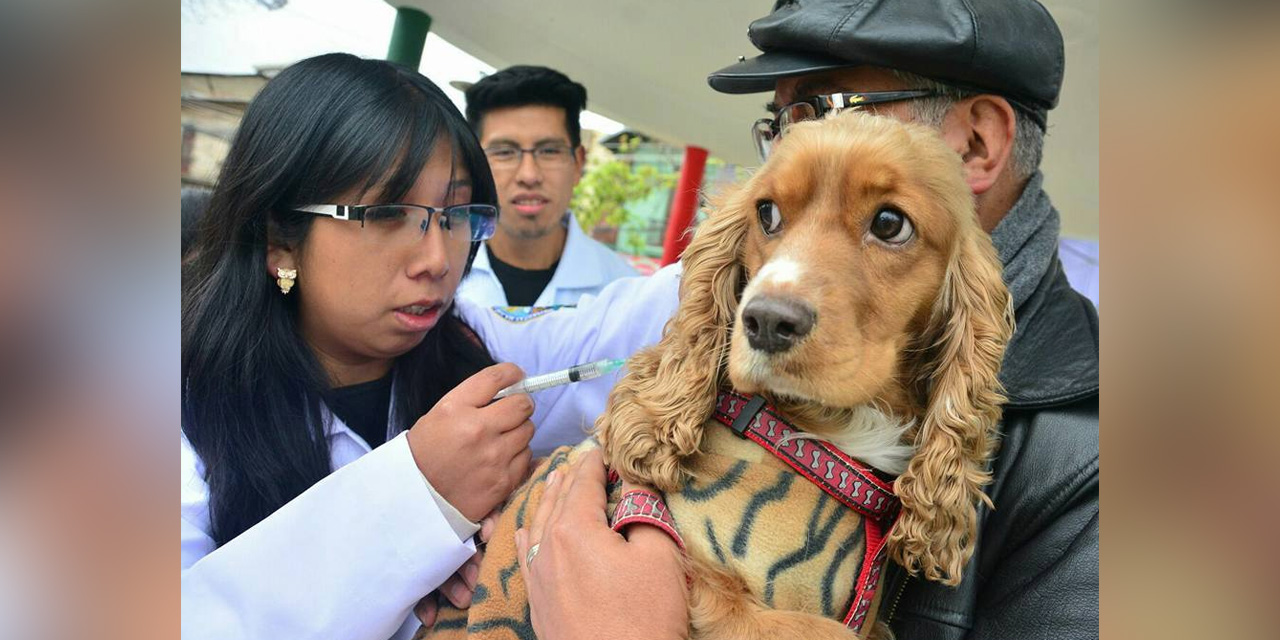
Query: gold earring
276 267 297 295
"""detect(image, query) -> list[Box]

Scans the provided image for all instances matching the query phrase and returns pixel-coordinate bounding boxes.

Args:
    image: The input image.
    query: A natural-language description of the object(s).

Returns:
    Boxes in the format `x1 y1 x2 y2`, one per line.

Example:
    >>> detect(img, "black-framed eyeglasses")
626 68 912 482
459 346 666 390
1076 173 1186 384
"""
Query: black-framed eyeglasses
483 143 575 169
751 90 938 160
294 203 498 247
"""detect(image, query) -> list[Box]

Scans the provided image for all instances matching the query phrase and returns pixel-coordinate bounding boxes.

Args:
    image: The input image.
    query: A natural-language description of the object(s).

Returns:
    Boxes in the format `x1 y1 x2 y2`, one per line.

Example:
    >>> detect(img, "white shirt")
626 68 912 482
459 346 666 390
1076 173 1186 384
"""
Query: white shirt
456 213 639 308
181 264 681 640
1058 237 1099 311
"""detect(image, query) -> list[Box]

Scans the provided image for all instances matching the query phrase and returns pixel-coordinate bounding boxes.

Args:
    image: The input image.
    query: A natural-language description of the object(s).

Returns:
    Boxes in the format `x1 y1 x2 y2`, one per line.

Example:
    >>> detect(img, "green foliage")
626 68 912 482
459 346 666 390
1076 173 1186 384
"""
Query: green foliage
571 135 676 234
619 221 651 256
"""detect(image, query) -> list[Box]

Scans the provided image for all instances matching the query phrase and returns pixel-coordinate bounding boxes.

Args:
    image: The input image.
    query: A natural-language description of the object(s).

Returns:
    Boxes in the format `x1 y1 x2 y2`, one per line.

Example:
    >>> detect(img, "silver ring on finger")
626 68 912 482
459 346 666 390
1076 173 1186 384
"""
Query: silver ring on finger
525 542 541 569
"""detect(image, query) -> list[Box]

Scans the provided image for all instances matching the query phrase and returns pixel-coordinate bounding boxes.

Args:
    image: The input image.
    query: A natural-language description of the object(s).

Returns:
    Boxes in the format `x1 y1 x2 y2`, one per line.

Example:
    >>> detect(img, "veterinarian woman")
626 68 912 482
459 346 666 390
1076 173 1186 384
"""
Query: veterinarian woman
181 53 678 640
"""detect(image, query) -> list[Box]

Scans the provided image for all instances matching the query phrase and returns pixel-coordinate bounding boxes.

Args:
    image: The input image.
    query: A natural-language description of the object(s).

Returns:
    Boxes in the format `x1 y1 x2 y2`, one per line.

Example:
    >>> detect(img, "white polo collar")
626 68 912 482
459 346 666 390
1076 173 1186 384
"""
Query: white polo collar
470 212 612 290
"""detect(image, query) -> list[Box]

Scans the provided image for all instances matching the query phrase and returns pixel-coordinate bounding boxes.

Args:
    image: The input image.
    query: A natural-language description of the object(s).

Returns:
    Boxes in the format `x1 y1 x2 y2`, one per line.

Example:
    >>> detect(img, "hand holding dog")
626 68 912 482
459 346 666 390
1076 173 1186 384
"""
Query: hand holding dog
515 449 687 640
414 512 499 626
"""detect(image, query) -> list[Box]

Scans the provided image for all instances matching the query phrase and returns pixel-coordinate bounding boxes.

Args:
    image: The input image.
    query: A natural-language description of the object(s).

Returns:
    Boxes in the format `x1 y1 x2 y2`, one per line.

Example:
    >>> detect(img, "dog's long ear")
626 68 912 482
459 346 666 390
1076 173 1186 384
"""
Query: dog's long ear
889 222 1014 585
596 190 752 491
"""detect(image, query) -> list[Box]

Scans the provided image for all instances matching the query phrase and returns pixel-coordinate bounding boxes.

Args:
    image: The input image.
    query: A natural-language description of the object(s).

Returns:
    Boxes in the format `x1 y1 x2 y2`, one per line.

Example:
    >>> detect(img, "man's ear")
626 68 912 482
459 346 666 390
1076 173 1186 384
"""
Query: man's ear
939 95 1017 196
573 145 587 183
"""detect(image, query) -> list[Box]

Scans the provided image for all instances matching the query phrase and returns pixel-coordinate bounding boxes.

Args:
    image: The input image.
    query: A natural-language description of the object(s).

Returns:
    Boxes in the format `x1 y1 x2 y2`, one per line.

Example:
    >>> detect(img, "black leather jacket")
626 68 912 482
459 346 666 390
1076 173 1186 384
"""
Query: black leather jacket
882 257 1100 639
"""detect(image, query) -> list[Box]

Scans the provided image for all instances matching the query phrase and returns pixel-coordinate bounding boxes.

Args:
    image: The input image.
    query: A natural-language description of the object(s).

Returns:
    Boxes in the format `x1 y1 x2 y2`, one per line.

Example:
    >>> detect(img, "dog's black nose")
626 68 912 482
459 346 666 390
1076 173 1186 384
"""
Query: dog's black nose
741 296 816 354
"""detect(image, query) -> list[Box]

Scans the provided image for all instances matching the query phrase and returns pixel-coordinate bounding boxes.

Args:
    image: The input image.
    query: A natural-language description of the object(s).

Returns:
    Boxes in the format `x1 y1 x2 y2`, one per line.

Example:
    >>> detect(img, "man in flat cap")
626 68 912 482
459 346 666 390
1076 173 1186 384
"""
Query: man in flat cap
703 3 1099 638
516 2 1098 640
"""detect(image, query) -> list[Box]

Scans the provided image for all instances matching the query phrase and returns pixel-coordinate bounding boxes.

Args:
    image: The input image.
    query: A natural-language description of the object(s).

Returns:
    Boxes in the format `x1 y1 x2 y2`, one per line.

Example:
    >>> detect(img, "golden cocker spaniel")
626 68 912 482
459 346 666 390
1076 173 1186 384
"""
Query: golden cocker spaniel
596 111 1014 638
421 111 1013 640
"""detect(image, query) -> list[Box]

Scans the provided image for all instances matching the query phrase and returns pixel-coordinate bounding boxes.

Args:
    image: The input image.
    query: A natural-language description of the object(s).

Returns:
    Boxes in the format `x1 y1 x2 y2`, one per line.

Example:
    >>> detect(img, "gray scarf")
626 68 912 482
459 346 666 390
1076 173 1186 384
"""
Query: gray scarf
989 171 1059 311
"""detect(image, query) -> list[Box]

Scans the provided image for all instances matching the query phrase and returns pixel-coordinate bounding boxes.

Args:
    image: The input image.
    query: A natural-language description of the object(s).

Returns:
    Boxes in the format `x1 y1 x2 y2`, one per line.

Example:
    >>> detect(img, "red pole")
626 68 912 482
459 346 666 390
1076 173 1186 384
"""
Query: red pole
660 145 709 266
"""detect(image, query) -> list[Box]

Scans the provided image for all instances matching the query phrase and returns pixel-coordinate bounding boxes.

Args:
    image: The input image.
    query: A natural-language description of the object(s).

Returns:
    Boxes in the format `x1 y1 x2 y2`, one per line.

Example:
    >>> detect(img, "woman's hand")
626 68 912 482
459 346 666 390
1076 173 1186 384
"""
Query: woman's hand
414 512 499 627
408 363 535 522
515 449 688 640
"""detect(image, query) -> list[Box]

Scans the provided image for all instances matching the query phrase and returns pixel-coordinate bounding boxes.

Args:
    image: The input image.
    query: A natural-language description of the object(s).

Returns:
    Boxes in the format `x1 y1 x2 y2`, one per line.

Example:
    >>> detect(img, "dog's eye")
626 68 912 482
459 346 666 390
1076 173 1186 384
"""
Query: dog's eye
757 200 782 235
870 208 914 245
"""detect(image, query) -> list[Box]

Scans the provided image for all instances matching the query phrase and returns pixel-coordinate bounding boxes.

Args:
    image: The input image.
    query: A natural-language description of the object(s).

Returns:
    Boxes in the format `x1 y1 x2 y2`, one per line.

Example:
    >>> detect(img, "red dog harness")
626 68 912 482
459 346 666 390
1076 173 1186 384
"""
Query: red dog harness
607 391 901 635
609 486 686 551
710 391 900 633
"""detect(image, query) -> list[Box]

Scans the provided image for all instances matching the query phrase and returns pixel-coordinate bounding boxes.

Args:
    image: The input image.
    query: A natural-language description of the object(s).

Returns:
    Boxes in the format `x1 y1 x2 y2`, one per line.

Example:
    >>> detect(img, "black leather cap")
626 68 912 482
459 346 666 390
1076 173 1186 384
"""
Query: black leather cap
708 0 1064 120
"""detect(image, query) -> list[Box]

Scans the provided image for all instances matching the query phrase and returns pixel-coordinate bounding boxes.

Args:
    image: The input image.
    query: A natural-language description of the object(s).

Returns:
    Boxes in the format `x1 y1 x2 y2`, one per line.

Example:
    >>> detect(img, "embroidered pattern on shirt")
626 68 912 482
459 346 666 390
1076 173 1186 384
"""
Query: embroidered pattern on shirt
490 305 575 322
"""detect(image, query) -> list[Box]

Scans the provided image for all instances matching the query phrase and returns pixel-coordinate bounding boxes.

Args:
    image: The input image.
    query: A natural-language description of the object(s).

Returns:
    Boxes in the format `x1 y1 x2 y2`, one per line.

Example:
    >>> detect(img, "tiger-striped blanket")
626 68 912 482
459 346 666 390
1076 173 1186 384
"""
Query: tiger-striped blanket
416 424 888 640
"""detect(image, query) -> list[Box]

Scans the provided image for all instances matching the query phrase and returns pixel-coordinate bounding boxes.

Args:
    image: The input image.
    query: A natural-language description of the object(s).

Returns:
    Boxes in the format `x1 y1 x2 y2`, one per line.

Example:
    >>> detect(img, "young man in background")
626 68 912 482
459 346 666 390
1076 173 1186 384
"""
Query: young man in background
459 66 636 307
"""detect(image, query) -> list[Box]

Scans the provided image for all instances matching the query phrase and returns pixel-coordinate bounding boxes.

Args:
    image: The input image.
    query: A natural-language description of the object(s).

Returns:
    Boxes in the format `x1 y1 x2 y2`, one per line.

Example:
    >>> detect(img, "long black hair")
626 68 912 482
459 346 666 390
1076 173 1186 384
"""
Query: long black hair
182 53 497 547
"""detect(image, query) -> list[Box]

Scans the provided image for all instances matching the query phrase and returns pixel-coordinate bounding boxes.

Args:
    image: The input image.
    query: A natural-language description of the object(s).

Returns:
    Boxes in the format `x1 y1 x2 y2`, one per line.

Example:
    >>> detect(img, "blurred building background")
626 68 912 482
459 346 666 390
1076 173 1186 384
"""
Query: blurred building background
182 0 1097 302
181 71 268 187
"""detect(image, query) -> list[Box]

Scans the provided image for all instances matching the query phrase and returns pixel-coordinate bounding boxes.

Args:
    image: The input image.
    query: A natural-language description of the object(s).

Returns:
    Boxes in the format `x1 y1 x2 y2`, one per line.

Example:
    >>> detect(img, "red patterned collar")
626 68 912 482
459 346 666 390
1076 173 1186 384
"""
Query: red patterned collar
710 391 900 521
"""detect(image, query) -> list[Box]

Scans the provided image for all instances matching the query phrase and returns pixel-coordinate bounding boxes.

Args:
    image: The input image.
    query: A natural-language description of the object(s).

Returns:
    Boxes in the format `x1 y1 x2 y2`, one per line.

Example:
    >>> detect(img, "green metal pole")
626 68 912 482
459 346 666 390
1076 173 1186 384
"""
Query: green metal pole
386 6 432 69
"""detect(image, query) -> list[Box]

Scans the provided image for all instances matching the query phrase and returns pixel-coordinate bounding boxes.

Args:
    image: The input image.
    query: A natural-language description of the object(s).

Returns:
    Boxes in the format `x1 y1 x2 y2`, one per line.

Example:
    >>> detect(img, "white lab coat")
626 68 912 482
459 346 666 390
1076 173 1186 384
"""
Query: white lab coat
456 213 639 308
181 264 681 640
